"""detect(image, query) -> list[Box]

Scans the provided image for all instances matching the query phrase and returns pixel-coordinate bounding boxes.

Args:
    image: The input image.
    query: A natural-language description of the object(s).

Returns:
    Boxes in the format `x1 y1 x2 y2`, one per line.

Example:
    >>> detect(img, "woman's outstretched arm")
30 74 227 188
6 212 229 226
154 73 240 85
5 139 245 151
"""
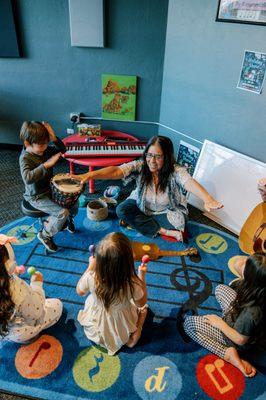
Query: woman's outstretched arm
72 165 124 183
184 178 223 212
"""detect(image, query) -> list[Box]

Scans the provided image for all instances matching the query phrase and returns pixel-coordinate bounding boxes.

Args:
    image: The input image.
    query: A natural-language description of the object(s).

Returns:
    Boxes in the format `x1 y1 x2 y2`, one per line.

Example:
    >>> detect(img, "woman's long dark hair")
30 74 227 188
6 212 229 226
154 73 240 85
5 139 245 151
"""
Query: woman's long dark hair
141 136 175 192
94 232 140 310
0 246 15 337
226 253 266 341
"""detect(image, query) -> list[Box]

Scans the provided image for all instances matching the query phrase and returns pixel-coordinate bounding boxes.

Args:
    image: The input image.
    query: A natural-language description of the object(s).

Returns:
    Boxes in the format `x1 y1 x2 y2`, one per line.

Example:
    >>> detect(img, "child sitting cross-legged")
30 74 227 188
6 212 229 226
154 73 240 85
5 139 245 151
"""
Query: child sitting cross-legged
76 232 148 355
183 253 266 378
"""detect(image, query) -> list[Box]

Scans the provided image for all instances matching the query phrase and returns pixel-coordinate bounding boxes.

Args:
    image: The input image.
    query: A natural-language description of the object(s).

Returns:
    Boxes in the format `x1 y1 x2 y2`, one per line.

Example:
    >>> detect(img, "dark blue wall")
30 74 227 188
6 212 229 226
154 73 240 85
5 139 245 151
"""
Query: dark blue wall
0 0 168 143
159 0 266 162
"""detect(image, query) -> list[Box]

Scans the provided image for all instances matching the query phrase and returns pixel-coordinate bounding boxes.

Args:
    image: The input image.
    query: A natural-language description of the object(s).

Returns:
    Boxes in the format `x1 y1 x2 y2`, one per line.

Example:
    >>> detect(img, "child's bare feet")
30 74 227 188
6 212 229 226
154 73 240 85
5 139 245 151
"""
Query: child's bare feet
126 327 142 348
160 228 183 241
225 347 256 377
126 308 148 348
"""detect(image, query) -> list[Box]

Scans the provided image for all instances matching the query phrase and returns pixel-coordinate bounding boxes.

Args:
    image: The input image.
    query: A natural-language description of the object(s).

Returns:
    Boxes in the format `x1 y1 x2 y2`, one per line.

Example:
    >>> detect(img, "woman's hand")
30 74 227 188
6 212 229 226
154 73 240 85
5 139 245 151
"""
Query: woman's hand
42 122 57 142
204 197 223 212
204 314 224 329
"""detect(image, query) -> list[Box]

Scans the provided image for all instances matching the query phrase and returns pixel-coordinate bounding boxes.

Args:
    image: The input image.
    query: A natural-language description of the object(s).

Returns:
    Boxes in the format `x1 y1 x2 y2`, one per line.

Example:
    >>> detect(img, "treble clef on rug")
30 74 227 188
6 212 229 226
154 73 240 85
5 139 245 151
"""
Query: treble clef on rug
171 256 212 340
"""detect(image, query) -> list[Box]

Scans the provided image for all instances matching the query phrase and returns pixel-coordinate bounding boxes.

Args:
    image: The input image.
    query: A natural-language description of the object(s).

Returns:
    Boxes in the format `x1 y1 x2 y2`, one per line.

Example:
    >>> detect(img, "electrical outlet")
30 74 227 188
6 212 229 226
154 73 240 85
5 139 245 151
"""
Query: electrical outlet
70 112 81 123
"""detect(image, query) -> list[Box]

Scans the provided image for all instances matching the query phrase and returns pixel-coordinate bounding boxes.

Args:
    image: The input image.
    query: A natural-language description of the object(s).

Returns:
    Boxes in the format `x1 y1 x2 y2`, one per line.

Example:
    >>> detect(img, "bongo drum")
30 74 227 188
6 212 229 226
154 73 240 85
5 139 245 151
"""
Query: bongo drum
50 174 84 208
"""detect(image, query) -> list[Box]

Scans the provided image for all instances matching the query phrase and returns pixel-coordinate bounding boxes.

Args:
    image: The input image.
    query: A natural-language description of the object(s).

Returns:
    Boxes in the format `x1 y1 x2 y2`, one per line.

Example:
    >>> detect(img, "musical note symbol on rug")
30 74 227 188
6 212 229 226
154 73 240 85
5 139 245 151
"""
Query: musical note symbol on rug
199 235 213 245
88 353 104 382
29 341 51 367
205 359 233 394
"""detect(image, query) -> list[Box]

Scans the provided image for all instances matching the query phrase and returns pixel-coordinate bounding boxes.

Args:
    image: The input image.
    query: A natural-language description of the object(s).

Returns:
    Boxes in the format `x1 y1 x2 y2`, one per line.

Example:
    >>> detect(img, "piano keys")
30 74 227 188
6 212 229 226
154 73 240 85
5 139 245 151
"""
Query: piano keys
64 141 147 158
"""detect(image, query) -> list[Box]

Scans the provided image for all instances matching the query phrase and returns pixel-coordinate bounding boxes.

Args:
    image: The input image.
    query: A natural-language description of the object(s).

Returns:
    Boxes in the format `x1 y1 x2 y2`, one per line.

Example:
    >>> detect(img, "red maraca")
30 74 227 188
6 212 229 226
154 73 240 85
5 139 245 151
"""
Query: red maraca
14 265 26 275
139 255 150 271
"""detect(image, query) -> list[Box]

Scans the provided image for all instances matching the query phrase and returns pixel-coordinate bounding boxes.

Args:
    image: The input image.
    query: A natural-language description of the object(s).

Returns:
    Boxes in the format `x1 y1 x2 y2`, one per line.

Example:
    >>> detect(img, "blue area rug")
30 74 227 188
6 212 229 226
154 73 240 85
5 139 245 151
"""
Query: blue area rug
0 208 265 400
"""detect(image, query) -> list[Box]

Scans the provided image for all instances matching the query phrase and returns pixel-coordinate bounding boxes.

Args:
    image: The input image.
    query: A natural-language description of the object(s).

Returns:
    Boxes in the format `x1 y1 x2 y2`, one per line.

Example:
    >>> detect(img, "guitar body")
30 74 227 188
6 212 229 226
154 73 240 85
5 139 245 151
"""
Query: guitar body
131 241 199 261
239 202 266 254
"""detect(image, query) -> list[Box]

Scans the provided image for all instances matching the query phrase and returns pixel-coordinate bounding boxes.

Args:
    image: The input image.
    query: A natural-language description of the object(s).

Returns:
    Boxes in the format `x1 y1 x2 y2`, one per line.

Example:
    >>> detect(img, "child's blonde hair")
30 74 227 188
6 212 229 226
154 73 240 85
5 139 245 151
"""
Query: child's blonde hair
94 232 140 310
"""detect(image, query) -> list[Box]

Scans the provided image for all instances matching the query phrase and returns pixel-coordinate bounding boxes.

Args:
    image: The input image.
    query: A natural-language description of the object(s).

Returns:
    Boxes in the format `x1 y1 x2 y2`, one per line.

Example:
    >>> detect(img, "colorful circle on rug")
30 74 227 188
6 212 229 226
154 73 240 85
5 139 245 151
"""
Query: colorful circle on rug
72 346 120 392
196 354 245 400
228 255 247 278
133 356 182 400
83 218 112 232
6 225 37 245
196 233 228 254
15 335 63 379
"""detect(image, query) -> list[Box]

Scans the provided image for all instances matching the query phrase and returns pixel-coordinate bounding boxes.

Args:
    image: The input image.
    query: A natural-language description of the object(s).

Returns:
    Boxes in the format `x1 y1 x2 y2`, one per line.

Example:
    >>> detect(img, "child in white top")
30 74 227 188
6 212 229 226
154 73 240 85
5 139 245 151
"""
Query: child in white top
77 232 148 355
0 234 62 343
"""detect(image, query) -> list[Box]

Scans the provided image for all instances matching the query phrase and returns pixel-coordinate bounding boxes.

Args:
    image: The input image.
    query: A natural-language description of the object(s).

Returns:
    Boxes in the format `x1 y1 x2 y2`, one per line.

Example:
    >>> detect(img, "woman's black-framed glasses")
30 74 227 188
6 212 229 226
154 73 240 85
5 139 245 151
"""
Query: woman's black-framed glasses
146 153 163 160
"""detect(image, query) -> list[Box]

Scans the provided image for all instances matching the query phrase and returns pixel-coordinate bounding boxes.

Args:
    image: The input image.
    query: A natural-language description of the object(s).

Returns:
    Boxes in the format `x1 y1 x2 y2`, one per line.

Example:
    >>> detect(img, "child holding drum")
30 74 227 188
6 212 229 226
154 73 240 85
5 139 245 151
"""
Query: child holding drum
19 121 79 252
76 232 148 355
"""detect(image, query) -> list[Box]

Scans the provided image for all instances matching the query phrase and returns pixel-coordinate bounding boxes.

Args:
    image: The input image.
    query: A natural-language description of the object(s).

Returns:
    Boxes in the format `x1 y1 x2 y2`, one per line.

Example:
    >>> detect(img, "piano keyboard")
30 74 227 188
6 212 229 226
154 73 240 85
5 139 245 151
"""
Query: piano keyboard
64 141 147 158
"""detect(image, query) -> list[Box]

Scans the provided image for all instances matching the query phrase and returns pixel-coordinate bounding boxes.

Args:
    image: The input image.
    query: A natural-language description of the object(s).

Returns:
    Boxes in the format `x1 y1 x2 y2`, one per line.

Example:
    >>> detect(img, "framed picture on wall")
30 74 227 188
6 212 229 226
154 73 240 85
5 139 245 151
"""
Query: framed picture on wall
237 50 266 94
177 141 200 194
216 0 266 25
102 74 137 121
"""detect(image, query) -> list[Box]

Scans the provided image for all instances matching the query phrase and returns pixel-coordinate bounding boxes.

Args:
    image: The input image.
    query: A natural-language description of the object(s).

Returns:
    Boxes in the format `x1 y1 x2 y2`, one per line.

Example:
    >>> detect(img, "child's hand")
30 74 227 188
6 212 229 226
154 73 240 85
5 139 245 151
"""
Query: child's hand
204 197 223 212
204 314 224 329
87 256 96 271
42 122 57 142
43 153 62 169
31 271 43 283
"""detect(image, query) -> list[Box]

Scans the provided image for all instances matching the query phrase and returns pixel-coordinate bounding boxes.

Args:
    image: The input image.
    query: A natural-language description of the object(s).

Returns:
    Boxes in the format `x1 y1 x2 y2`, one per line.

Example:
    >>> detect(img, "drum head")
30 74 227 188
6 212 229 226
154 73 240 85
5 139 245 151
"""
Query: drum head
52 174 83 193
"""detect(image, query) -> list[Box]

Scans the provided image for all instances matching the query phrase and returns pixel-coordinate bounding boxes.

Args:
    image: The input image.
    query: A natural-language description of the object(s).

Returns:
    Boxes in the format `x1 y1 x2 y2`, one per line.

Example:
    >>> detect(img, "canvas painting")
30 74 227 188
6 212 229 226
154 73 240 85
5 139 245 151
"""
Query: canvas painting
102 74 137 121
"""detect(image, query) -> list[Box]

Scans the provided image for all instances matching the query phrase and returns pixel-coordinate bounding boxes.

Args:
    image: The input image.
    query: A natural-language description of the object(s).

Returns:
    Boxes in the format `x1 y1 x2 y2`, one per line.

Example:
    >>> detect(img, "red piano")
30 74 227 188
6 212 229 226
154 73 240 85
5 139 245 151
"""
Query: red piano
63 130 146 194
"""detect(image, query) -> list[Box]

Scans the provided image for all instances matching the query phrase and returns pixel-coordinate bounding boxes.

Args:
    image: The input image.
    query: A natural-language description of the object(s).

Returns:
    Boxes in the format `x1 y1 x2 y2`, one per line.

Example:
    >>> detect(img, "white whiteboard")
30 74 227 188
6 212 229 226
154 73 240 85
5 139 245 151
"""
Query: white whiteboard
188 140 266 234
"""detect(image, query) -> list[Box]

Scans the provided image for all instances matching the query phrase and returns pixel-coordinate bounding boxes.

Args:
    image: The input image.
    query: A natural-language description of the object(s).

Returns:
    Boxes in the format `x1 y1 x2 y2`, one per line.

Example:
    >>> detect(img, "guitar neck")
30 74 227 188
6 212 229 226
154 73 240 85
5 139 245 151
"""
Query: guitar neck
159 248 197 257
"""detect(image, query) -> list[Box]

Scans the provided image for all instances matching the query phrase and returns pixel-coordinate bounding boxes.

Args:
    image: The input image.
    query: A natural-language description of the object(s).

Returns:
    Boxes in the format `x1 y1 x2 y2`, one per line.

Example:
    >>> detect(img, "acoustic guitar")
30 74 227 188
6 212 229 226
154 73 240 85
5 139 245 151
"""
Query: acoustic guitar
131 241 200 262
238 179 266 255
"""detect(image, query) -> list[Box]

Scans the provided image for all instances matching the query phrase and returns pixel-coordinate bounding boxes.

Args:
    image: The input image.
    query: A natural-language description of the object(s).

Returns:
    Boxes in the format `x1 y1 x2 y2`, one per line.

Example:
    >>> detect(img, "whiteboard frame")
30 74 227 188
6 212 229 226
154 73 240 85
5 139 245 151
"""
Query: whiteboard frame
187 140 266 235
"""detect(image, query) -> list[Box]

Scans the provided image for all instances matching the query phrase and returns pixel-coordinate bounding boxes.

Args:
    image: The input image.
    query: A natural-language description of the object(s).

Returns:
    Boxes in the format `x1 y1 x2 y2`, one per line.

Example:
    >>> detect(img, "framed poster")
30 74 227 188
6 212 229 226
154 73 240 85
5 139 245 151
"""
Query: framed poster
177 141 200 195
216 0 266 25
102 74 137 121
177 141 200 177
237 50 266 94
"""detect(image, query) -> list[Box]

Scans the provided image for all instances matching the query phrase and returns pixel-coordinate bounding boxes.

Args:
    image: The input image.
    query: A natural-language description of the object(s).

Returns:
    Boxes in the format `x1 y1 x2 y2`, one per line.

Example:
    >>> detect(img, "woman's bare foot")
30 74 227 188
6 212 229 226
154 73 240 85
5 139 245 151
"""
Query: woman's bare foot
160 228 183 241
225 347 256 377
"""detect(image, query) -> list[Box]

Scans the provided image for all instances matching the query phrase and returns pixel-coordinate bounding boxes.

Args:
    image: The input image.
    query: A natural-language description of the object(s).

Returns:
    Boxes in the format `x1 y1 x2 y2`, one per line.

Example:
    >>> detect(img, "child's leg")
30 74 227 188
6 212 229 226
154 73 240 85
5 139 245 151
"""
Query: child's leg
184 315 229 359
30 195 69 237
42 298 63 329
126 306 148 348
215 284 237 315
184 316 256 377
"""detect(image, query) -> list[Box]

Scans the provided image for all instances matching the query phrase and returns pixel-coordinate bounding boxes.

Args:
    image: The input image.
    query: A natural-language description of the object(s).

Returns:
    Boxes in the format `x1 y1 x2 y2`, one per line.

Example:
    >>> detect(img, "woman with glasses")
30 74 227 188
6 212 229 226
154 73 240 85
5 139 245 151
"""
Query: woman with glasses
75 136 222 241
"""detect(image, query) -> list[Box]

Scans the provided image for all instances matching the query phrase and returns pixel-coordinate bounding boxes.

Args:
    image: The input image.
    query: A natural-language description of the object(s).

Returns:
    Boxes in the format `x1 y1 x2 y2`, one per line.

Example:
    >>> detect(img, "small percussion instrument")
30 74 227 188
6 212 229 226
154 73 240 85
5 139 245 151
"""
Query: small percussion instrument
50 173 84 208
131 241 200 262
87 199 108 221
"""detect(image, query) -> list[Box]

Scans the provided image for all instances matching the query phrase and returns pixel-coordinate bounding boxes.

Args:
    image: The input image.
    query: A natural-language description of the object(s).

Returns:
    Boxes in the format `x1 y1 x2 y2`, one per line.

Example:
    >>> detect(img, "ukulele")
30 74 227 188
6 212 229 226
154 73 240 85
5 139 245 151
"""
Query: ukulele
131 241 200 262
238 179 266 255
